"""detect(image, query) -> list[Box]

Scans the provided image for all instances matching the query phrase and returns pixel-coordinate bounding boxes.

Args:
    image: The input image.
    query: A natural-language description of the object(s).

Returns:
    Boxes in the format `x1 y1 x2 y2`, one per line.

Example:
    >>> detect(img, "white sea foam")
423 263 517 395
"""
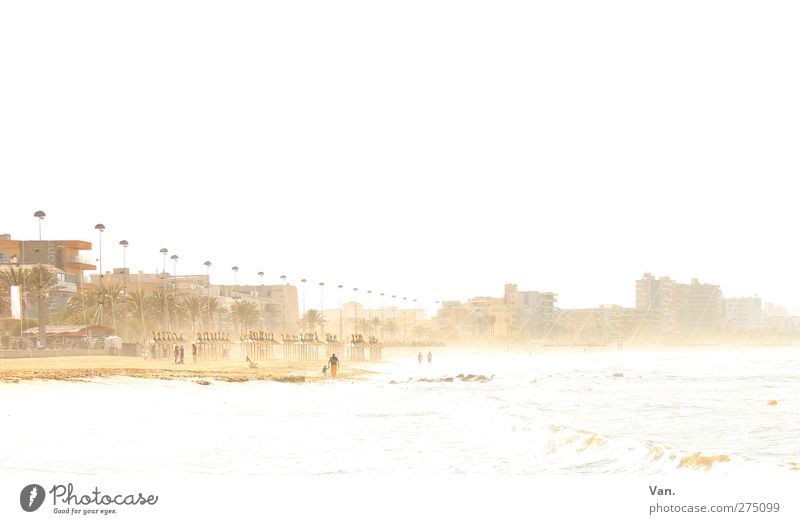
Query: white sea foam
0 346 797 474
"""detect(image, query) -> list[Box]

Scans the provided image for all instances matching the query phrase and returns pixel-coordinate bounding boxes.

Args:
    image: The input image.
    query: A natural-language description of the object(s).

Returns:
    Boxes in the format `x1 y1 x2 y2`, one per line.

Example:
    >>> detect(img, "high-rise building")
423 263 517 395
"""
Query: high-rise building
724 296 763 331
504 283 557 337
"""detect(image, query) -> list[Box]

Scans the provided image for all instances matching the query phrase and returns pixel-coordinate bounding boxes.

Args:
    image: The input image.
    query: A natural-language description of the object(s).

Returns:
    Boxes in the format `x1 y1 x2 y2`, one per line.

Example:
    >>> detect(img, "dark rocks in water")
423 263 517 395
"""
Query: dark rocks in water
412 374 493 383
195 379 212 386
275 376 305 383
460 374 493 383
612 373 624 378
389 380 399 384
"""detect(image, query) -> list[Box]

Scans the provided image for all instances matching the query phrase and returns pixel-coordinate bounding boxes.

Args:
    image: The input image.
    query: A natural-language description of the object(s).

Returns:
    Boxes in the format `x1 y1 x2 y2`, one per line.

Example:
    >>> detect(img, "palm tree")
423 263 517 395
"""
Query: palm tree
1 266 60 321
179 296 203 335
355 318 371 335
0 268 25 318
60 284 124 328
126 290 156 341
382 319 398 339
147 289 171 329
300 309 323 332
367 316 381 336
202 296 223 330
230 301 260 334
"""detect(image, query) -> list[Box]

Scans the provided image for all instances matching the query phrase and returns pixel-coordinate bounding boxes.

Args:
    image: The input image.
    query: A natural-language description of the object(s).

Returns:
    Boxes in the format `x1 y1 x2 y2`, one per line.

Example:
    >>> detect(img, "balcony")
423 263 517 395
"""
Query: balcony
65 255 96 271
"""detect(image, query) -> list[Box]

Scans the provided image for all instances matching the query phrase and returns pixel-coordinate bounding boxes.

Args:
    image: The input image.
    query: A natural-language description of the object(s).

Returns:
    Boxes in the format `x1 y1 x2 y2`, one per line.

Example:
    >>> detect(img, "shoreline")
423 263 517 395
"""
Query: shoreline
0 356 374 384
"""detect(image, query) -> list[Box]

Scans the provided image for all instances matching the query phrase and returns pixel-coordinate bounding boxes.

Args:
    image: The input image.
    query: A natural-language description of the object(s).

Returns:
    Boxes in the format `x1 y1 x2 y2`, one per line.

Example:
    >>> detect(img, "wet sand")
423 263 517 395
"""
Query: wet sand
0 355 372 383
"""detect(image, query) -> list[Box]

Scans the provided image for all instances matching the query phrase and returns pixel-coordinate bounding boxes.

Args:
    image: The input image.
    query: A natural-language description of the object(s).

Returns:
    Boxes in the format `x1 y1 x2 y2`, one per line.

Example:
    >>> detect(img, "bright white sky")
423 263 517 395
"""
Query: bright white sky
1 1 798 314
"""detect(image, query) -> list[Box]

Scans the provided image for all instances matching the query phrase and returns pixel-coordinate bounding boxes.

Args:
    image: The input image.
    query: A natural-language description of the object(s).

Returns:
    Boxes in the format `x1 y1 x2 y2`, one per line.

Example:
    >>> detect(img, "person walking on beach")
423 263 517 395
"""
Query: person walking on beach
173 345 179 364
427 351 432 364
328 353 340 379
417 351 423 364
322 365 328 379
192 343 197 364
179 344 185 364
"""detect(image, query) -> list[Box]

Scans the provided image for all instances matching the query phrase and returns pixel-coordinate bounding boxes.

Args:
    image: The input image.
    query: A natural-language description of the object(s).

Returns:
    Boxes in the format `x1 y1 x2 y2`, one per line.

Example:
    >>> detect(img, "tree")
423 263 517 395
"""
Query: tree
367 316 380 336
300 309 323 332
202 296 223 330
61 284 124 328
230 301 259 334
382 319 398 339
0 266 60 320
179 296 203 334
125 290 157 341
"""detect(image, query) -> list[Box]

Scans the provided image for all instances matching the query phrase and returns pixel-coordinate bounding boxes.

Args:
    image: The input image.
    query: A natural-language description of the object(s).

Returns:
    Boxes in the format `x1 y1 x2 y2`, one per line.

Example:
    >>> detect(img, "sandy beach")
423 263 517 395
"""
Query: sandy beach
0 355 372 383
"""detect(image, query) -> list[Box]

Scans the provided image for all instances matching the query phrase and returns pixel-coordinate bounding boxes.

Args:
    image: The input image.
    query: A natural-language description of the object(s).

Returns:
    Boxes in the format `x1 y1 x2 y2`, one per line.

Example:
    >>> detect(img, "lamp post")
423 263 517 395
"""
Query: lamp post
231 266 239 296
95 224 106 326
367 290 372 336
258 271 265 329
203 261 212 329
413 298 418 339
159 248 168 329
337 284 343 341
402 297 408 340
380 292 385 339
392 294 397 331
119 240 128 340
231 266 239 337
170 254 179 331
353 287 359 337
34 210 46 349
300 278 307 319
319 282 325 336
280 274 287 333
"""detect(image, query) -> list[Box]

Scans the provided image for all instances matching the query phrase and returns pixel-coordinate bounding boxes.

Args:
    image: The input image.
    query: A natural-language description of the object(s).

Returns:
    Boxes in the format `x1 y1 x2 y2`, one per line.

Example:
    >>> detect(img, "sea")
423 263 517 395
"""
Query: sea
1 346 798 475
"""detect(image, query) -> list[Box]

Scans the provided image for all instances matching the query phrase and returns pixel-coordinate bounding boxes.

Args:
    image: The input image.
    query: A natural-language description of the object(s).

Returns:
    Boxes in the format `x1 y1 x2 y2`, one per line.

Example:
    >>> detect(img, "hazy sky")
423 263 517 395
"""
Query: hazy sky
1 1 798 313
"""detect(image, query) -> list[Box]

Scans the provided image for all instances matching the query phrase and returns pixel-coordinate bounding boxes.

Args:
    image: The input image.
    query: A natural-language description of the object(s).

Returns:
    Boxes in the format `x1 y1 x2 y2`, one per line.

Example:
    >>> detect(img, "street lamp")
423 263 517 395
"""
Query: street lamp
380 292 385 338
403 297 408 340
170 254 179 330
319 282 325 336
95 224 106 326
34 211 46 349
413 298 418 338
353 287 359 336
231 266 239 297
257 271 265 329
300 278 307 318
367 290 372 336
119 240 129 340
203 261 212 329
159 248 168 329
337 284 343 340
280 274 287 333
170 254 179 294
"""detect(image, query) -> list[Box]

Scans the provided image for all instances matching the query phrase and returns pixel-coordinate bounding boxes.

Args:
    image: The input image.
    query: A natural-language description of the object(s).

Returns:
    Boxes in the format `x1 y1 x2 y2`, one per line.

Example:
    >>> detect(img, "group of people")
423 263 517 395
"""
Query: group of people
171 343 199 364
417 351 433 364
